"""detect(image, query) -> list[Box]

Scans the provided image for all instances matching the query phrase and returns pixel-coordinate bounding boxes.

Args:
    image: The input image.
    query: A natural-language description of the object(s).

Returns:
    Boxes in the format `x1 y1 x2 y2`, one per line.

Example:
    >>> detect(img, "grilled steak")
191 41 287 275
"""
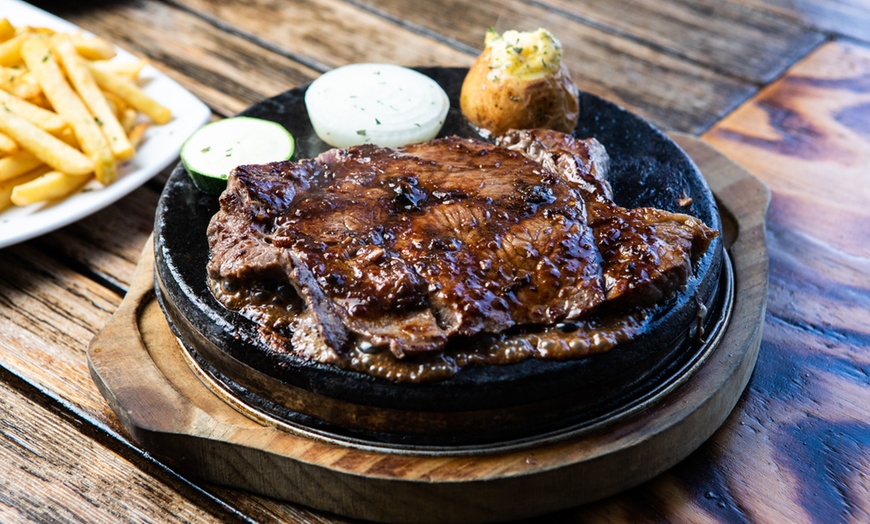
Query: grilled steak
207 132 716 370
498 129 717 311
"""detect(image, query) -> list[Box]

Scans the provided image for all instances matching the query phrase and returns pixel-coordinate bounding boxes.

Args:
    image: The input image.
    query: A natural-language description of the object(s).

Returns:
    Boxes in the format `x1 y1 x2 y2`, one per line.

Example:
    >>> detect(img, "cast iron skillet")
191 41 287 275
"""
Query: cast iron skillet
154 67 725 447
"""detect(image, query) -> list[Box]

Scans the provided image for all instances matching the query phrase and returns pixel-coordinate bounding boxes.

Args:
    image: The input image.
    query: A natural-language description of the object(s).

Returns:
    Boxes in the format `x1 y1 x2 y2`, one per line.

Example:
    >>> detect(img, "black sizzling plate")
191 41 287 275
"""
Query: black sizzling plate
154 67 725 446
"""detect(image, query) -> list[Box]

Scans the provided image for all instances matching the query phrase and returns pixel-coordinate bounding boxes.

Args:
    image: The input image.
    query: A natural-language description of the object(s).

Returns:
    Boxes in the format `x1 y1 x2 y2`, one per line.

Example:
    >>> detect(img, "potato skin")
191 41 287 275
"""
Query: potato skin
460 47 580 136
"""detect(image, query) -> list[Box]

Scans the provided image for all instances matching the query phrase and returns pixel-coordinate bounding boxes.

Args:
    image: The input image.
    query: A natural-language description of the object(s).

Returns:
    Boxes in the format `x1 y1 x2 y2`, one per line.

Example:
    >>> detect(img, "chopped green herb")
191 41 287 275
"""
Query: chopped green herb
357 129 367 136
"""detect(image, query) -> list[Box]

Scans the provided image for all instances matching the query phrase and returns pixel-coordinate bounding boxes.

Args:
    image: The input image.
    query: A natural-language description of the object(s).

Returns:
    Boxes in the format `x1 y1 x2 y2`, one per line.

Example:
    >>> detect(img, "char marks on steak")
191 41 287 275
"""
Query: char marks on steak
207 132 716 363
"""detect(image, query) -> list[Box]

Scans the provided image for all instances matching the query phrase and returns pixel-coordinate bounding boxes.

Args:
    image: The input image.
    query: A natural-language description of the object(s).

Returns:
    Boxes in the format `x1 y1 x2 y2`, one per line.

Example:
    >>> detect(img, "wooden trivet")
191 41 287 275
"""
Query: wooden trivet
88 134 769 523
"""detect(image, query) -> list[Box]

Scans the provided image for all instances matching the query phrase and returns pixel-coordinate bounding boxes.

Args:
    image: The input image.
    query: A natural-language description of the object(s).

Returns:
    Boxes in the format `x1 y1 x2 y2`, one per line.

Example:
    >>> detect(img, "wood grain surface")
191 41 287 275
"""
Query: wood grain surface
1 0 869 522
0 369 244 523
698 42 870 522
733 0 870 42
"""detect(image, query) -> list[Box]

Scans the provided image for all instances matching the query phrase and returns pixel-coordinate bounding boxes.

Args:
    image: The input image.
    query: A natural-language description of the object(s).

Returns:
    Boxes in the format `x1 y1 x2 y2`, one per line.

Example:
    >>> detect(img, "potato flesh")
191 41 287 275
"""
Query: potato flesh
460 30 580 137
484 28 562 79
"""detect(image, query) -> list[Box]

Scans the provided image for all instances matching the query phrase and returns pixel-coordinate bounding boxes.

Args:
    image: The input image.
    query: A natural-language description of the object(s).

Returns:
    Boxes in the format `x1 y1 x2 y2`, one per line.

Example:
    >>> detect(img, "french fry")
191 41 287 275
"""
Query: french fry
10 169 91 206
20 26 55 37
55 125 79 147
69 32 116 60
1 65 24 92
0 34 26 67
21 38 115 184
0 149 42 181
0 67 42 99
0 18 15 42
53 35 133 160
0 130 19 153
0 88 66 132
0 105 93 175
127 121 149 149
119 107 138 133
0 165 50 211
101 90 124 117
88 61 172 124
89 58 147 79
0 65 21 86
0 19 173 215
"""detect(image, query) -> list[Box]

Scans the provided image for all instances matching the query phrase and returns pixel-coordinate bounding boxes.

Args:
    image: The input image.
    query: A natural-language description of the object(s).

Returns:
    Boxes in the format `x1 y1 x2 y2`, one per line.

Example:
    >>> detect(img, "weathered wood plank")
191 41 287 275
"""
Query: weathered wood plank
701 44 870 522
167 0 472 69
0 245 122 418
29 183 162 292
704 41 870 258
533 0 824 84
31 0 321 115
734 0 870 43
339 0 755 132
0 374 243 523
170 0 754 133
201 486 358 524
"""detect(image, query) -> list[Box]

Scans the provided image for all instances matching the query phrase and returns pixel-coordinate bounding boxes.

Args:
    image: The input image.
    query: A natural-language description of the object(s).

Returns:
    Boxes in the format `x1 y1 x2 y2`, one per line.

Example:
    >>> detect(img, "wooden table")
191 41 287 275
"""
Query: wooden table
2 0 868 521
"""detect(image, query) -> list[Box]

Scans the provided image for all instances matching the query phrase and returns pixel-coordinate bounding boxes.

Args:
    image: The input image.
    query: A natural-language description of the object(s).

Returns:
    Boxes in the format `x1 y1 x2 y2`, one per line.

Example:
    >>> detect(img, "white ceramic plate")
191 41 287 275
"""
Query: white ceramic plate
0 0 211 249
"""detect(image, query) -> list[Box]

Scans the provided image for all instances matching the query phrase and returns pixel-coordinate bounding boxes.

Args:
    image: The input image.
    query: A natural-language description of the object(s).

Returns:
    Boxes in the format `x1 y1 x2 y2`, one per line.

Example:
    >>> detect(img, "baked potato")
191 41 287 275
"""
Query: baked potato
460 28 579 137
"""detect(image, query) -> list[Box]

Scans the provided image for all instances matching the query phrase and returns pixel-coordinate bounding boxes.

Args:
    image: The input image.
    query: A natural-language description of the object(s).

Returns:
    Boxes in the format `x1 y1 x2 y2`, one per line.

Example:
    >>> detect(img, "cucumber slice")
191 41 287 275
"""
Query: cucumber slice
181 116 295 195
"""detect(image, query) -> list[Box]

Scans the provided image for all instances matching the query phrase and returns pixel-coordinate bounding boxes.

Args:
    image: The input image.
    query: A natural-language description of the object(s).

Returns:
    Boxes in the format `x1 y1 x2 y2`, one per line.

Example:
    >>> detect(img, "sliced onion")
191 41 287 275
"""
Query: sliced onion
305 63 450 148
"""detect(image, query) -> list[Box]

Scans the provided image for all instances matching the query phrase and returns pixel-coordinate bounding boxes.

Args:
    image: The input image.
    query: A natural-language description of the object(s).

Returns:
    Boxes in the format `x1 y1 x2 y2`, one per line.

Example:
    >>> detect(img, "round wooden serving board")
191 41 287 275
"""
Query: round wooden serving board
87 134 769 523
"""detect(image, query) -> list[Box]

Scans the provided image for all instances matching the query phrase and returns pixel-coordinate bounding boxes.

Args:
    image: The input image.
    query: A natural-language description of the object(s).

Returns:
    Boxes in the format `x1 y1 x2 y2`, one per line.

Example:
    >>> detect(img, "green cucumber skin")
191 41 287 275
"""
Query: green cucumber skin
180 116 295 195
183 150 297 195
186 168 228 195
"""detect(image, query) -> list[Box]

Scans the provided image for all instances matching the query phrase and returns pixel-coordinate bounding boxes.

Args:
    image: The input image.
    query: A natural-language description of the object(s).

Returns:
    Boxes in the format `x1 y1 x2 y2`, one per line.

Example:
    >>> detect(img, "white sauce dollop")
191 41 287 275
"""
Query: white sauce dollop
304 63 450 148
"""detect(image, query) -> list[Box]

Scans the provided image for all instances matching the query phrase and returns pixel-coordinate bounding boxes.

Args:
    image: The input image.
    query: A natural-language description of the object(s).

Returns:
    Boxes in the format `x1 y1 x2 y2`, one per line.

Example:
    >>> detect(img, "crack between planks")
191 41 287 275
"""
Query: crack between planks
31 240 129 300
0 364 257 524
339 0 481 55
158 0 335 74
694 35 832 136
156 0 481 75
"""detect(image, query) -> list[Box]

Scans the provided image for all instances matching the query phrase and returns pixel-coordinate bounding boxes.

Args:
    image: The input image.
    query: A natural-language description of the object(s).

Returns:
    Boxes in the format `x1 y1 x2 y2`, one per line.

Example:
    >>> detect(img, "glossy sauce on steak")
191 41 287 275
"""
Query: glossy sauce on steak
498 129 716 311
207 132 717 382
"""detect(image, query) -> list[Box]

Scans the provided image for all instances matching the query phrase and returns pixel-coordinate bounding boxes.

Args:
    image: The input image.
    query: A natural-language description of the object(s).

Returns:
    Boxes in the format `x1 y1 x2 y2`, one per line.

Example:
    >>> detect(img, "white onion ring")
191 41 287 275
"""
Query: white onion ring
305 63 450 149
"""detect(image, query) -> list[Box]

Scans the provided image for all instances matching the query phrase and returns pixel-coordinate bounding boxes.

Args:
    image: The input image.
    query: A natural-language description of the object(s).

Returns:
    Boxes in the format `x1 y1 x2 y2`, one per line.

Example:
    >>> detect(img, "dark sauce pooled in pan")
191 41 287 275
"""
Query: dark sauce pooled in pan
211 270 647 383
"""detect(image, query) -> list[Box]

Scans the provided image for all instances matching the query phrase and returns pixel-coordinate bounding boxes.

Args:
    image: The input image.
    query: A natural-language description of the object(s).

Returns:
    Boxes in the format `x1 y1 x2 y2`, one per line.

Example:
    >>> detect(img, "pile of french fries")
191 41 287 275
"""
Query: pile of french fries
0 17 172 212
